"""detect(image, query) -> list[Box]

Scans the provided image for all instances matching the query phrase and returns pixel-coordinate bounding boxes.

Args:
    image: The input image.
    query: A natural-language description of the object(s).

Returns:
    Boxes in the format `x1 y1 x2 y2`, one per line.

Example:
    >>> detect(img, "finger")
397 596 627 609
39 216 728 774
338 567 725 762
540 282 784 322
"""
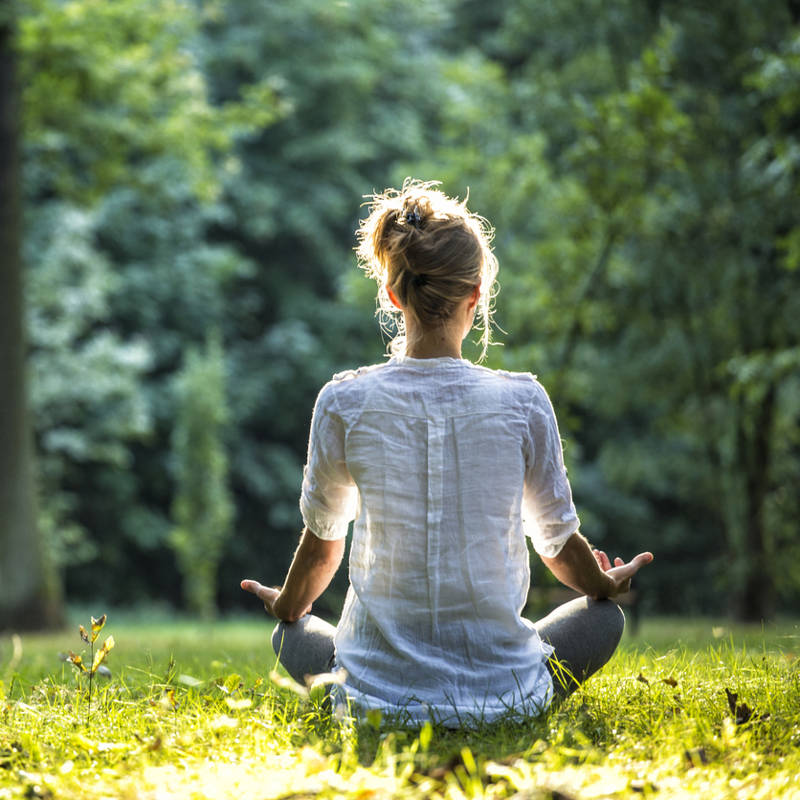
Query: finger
614 557 624 567
241 580 279 604
240 579 262 595
631 552 654 568
595 550 613 571
616 552 654 579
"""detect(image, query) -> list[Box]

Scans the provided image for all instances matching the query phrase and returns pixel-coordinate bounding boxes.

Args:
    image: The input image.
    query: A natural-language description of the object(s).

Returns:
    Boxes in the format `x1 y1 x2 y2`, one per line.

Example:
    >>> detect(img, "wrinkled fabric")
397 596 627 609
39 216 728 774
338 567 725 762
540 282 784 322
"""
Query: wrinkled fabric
299 355 580 724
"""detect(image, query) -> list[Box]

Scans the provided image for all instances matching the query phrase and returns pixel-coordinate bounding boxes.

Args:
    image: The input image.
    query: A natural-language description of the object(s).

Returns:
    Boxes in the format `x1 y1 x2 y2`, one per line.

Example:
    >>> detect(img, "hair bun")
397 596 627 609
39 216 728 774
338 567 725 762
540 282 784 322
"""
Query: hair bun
404 205 423 229
356 178 499 360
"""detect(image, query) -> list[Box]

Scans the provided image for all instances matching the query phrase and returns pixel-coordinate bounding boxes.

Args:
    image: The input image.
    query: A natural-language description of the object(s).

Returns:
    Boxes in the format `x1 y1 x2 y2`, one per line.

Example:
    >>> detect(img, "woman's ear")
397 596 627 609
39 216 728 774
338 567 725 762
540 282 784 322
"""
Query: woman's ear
468 284 481 310
386 285 404 310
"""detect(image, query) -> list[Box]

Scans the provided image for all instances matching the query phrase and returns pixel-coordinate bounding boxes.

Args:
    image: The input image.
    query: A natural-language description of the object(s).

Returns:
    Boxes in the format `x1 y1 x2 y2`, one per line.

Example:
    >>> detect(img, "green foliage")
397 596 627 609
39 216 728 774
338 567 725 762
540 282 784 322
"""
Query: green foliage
25 203 151 568
18 0 279 203
169 336 234 619
1 618 800 798
13 0 800 616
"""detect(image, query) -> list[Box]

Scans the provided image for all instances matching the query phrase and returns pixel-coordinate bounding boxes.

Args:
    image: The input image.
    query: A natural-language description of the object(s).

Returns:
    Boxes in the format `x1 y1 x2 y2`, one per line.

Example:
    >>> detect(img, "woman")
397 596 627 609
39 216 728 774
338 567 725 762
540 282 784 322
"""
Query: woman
242 180 653 725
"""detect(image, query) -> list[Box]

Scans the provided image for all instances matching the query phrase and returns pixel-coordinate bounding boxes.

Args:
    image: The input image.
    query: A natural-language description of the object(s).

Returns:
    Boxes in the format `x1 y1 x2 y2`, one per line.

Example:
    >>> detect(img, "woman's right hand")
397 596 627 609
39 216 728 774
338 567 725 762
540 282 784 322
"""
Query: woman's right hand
240 579 282 617
592 549 654 597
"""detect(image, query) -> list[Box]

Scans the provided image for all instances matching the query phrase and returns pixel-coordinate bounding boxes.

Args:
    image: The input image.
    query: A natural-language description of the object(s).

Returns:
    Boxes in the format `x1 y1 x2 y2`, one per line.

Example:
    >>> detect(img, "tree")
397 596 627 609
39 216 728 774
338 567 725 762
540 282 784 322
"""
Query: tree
169 336 234 619
16 0 275 608
0 6 63 630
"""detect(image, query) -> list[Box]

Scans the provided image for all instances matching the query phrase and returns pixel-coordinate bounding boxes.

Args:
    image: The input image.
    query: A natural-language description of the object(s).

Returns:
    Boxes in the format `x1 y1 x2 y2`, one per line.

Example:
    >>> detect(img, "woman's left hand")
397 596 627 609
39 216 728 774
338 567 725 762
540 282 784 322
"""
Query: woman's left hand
240 579 281 617
592 548 654 596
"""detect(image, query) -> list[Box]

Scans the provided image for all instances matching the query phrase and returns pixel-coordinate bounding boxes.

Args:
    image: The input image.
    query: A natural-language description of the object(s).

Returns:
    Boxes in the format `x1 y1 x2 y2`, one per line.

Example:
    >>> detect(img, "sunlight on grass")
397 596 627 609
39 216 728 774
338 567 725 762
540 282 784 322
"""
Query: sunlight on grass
1 615 799 799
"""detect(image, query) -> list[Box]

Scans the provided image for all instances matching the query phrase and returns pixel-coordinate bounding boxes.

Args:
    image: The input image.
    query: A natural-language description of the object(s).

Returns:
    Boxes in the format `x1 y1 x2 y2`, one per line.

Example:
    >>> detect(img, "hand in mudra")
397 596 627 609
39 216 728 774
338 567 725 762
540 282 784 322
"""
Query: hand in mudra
240 579 312 620
592 549 654 598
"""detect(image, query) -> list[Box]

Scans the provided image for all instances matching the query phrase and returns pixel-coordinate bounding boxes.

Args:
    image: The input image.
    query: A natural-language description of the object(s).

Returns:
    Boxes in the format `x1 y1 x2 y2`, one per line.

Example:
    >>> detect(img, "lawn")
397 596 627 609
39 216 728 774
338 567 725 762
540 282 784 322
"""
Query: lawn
1 612 799 799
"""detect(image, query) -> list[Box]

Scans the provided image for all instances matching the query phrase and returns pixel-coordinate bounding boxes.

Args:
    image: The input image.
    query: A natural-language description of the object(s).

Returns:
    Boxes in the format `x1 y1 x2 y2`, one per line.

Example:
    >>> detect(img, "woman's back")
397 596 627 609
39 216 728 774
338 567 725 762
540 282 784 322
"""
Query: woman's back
302 355 579 722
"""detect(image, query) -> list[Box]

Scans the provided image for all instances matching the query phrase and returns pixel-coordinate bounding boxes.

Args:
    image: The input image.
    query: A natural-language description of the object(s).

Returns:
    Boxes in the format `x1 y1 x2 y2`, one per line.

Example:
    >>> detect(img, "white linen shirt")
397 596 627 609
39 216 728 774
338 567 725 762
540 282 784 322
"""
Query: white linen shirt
299 355 580 724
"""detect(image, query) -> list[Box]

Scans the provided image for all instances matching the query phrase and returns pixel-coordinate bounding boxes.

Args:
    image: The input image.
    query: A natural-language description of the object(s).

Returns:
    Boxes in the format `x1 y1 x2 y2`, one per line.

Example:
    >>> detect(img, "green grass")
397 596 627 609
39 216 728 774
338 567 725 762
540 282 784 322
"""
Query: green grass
2 614 799 799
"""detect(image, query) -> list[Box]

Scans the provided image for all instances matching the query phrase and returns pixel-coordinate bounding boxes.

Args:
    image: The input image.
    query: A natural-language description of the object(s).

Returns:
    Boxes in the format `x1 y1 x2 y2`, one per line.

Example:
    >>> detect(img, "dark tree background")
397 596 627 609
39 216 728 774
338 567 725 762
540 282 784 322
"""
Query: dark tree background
2 0 798 629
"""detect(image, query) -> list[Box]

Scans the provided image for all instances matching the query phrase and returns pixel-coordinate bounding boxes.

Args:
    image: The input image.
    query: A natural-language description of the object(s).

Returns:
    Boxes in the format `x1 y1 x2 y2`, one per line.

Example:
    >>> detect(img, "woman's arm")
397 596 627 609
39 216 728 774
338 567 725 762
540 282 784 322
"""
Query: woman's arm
241 527 345 622
541 531 653 600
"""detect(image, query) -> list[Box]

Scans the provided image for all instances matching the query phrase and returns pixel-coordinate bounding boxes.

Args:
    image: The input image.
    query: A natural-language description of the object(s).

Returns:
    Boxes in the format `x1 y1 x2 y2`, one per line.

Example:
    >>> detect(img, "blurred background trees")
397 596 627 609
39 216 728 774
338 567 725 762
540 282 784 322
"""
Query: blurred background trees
2 0 798 628
169 334 233 619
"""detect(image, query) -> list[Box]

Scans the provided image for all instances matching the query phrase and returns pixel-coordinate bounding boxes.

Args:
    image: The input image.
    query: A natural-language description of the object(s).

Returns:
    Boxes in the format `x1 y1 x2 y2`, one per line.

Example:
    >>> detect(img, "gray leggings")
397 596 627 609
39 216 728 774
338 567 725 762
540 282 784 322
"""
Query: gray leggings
271 596 625 701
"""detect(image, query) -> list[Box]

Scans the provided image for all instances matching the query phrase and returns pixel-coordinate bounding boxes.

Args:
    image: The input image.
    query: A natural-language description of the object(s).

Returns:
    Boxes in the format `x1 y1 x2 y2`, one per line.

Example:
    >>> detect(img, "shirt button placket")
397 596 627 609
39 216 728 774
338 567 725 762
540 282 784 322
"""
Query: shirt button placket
426 415 445 640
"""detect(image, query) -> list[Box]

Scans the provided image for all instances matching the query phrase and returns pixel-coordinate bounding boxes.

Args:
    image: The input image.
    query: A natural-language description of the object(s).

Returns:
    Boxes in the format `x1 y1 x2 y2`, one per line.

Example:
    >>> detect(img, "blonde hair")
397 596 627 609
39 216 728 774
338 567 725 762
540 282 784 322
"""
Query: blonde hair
356 178 499 361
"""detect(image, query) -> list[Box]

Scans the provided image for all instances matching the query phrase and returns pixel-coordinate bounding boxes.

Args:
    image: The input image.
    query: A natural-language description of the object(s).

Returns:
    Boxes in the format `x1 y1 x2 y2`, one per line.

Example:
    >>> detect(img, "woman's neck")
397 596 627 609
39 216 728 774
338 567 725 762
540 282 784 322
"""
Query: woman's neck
404 318 463 359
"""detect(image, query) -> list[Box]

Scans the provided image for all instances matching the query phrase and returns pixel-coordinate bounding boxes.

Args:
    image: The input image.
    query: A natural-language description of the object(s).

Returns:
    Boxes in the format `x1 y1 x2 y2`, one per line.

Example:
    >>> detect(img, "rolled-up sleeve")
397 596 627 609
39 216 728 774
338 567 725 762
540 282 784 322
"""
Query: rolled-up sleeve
522 382 580 558
299 383 359 540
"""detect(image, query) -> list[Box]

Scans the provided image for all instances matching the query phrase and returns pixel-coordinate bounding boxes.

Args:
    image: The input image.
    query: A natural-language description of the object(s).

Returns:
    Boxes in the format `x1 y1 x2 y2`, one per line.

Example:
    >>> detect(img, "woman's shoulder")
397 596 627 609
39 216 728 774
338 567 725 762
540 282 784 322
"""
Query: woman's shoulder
469 363 544 389
468 364 556 410
314 361 389 408
330 361 388 384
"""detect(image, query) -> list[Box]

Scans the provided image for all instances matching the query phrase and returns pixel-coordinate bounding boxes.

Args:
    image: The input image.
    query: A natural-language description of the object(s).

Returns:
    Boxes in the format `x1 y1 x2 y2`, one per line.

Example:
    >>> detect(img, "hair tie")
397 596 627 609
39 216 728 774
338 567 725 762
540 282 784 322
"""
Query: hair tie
404 206 422 228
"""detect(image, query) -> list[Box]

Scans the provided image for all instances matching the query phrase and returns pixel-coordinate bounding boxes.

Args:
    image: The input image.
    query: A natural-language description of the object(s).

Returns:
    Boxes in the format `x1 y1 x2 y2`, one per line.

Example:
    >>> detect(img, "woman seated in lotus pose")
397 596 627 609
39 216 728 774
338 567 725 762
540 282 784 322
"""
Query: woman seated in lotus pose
242 179 653 725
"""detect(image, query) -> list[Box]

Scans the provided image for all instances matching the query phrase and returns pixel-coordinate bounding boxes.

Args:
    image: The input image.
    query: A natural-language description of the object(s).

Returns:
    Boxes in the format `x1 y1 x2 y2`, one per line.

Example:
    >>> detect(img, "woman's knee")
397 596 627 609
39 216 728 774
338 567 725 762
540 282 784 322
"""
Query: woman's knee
591 598 625 648
270 615 337 683
271 620 288 658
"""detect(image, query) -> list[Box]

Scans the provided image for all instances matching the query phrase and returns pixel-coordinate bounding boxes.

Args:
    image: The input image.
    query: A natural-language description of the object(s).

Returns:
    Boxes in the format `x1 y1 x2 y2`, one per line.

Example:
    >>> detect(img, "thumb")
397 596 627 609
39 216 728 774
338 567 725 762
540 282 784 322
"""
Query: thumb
241 579 263 596
618 552 654 581
631 552 654 569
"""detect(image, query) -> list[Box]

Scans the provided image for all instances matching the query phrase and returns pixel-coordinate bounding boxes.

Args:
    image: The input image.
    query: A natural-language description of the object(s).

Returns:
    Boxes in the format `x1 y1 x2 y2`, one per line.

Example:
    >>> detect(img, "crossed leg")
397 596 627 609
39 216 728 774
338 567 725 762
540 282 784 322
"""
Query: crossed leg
271 614 336 685
270 597 624 701
533 596 625 698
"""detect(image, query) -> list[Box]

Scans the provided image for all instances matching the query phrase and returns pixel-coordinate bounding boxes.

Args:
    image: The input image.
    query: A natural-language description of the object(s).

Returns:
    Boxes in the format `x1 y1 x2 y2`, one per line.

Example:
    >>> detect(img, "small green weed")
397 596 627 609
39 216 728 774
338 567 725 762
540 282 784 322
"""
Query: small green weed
1 616 799 799
65 614 114 725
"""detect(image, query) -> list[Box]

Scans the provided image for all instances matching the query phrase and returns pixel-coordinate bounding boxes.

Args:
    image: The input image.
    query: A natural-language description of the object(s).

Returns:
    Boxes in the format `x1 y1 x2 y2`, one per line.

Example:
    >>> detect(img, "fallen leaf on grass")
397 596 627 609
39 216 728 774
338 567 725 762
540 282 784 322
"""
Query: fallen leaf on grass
661 676 678 687
684 747 710 767
724 688 770 725
636 673 650 685
176 674 204 687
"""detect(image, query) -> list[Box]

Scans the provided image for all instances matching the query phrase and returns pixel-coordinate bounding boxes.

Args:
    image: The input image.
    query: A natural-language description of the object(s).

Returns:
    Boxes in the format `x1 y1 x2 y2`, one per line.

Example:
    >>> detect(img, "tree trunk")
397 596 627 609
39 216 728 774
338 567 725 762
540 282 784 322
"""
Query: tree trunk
0 11 64 631
734 382 777 622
